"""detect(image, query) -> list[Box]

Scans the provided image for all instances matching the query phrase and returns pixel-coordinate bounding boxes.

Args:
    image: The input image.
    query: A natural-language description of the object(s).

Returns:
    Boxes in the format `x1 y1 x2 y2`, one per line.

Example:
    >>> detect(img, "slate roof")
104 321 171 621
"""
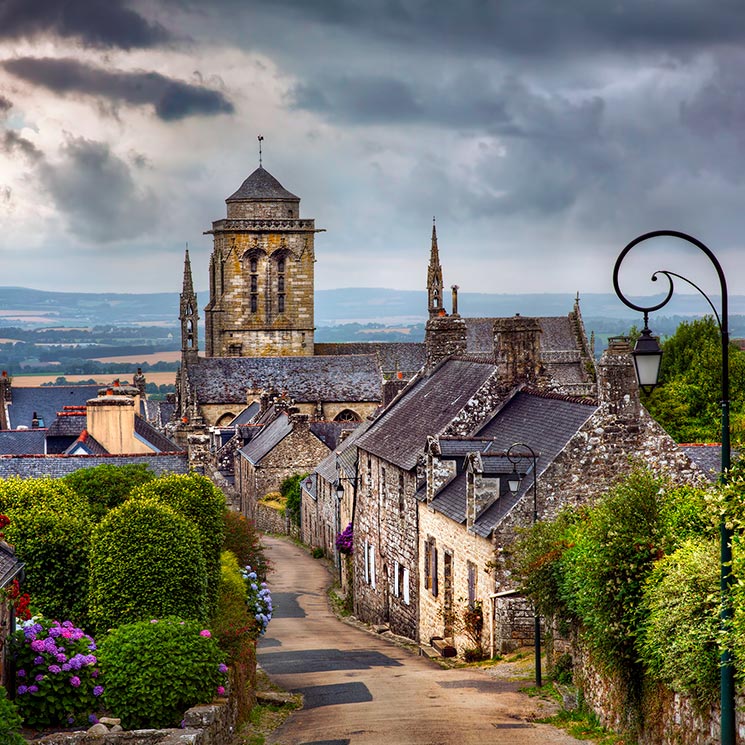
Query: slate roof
309 421 357 452
230 401 261 426
315 420 372 484
142 400 175 428
357 358 497 470
7 386 99 430
0 453 189 479
438 438 494 457
238 413 293 465
47 410 86 437
468 390 598 537
226 167 299 202
425 390 597 537
66 430 108 455
0 429 47 455
464 316 580 355
314 343 426 375
185 355 383 405
680 444 725 482
134 416 181 453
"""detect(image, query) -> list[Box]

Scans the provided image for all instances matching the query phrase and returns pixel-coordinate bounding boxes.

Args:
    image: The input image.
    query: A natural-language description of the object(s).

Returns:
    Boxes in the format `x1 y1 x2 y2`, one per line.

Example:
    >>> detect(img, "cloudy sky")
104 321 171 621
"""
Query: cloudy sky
2 1 745 303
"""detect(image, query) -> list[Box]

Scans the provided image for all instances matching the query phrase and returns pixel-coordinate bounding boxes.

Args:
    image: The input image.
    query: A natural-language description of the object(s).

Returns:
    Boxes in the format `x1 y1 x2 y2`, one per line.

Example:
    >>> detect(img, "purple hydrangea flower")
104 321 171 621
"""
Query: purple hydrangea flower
34 674 44 682
34 656 44 665
48 664 61 674
30 639 45 653
56 653 67 664
93 685 104 697
91 669 100 678
69 676 81 688
16 669 25 678
27 685 38 694
16 685 27 695
89 714 98 724
61 663 71 672
48 626 61 638
218 663 228 674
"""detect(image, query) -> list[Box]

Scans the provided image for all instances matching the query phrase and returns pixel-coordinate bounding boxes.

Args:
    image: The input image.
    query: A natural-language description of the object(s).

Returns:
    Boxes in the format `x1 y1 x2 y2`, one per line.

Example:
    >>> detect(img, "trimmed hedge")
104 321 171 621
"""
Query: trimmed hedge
6 507 93 627
0 476 89 518
130 474 225 614
88 499 207 633
63 463 155 520
98 617 225 729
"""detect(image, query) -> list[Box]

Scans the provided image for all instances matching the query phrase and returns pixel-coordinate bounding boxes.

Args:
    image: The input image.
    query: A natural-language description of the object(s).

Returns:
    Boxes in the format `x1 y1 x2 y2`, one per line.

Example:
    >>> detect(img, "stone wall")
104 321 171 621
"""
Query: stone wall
418 504 494 654
492 594 535 654
353 451 419 639
36 697 237 745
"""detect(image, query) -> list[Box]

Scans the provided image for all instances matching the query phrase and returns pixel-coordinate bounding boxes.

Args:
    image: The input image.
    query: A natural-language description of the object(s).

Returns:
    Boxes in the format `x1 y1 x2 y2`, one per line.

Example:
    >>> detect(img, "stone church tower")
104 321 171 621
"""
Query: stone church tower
204 166 320 357
179 249 199 364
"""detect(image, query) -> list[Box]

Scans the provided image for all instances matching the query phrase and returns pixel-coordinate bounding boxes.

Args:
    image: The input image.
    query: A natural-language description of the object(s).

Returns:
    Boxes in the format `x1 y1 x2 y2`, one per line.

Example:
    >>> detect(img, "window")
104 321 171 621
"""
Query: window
364 539 376 589
276 255 286 314
250 257 258 273
250 294 258 313
467 561 477 609
278 294 285 313
250 275 258 293
424 537 438 597
394 561 409 604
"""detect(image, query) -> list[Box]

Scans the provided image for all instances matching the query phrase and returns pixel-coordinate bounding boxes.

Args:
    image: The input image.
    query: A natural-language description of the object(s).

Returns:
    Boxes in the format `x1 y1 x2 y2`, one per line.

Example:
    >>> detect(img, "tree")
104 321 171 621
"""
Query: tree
279 473 308 526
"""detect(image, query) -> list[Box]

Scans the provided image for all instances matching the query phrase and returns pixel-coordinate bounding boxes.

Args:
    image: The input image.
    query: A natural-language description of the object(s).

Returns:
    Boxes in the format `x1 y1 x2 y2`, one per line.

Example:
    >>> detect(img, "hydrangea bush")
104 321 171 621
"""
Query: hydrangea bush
9 618 101 728
241 565 272 636
335 523 353 555
98 617 226 729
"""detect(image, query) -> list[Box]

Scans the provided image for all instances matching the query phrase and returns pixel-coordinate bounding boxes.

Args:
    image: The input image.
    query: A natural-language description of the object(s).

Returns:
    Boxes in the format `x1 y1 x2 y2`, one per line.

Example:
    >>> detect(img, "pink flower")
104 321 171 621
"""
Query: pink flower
216 685 225 696
199 629 211 638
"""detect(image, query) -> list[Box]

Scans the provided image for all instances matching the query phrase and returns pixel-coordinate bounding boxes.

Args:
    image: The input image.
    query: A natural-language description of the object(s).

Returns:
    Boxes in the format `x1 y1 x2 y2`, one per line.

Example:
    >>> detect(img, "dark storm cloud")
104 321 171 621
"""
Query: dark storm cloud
0 95 11 113
40 136 159 242
0 0 170 49
189 0 745 58
2 57 234 121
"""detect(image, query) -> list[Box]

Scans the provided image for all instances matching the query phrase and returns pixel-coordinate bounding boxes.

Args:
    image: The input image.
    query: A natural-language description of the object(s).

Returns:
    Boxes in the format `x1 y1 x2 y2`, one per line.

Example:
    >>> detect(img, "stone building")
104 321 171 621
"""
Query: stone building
417 338 706 657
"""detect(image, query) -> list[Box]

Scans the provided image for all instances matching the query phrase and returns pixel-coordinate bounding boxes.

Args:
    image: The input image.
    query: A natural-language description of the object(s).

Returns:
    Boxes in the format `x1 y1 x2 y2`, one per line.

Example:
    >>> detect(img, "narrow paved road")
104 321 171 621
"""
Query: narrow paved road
258 536 588 745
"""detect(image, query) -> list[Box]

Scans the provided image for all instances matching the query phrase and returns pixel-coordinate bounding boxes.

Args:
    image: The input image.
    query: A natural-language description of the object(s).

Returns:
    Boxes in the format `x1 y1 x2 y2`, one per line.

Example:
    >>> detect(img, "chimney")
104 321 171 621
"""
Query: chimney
86 395 153 454
596 336 642 420
451 285 459 316
31 412 39 429
494 315 543 387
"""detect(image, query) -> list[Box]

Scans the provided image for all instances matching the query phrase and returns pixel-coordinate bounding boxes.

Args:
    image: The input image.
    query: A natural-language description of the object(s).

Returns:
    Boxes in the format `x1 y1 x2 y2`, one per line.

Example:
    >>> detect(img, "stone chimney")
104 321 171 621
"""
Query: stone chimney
596 336 642 420
133 368 147 398
86 394 153 454
425 314 467 370
451 285 460 316
494 315 544 387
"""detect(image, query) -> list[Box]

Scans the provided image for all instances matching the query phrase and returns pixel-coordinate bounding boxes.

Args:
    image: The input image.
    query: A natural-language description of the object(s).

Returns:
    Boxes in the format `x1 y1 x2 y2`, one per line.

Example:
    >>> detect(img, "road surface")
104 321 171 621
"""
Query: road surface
258 536 588 745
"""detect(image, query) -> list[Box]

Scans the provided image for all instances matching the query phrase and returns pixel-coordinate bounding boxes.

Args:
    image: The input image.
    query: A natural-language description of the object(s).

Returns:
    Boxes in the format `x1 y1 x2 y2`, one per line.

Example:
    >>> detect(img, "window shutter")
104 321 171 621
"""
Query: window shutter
403 567 410 605
432 546 438 597
370 544 376 589
364 540 370 584
393 561 400 597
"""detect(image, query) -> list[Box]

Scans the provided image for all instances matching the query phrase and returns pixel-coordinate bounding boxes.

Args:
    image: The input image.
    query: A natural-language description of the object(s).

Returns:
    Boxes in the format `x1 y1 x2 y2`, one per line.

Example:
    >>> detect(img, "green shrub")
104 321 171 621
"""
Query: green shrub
63 463 155 520
0 476 89 518
639 539 719 708
88 499 207 633
0 686 25 745
6 507 93 626
130 474 226 615
279 473 307 525
560 468 668 680
9 619 101 729
222 510 268 580
98 617 226 729
211 551 254 664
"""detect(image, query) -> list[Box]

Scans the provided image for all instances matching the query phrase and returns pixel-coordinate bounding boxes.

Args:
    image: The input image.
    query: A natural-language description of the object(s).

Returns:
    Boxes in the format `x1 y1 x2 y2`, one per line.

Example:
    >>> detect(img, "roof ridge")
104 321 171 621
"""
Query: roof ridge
521 385 598 406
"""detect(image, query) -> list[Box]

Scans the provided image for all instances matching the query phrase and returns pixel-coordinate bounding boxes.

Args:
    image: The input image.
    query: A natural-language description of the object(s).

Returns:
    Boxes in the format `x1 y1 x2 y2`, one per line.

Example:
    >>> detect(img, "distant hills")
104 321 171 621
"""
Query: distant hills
2 285 745 337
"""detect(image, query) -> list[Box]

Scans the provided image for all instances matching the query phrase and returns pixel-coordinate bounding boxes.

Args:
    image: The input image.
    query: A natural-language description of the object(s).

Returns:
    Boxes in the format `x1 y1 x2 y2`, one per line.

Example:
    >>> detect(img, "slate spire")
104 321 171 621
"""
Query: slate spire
427 217 445 318
180 247 199 363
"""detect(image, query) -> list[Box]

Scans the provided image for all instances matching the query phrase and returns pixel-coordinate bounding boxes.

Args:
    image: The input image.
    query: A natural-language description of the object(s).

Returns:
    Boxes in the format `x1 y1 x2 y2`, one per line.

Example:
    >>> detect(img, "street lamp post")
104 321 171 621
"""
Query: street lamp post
507 442 541 688
612 230 733 745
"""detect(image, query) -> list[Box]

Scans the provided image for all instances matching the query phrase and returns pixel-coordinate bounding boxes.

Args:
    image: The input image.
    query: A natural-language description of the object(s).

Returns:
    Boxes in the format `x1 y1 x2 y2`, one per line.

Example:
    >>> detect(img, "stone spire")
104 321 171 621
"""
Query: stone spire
179 248 199 364
427 218 445 319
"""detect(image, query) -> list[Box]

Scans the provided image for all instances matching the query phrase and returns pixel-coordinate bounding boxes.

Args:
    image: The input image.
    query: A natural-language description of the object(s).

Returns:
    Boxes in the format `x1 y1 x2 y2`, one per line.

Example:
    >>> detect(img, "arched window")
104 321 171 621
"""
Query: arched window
276 255 287 315
334 409 361 423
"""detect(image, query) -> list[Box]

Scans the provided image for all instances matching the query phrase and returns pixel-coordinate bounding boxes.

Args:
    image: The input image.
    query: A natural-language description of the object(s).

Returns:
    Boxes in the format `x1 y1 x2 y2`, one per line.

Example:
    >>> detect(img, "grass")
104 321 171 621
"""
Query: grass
234 668 302 745
538 703 631 744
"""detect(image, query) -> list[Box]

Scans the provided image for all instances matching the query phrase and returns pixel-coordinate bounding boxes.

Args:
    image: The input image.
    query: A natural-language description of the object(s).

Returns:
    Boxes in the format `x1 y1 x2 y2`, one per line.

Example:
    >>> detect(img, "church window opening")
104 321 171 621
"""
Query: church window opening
250 294 258 313
278 294 285 313
276 255 287 314
250 260 259 314
334 409 360 423
250 257 258 273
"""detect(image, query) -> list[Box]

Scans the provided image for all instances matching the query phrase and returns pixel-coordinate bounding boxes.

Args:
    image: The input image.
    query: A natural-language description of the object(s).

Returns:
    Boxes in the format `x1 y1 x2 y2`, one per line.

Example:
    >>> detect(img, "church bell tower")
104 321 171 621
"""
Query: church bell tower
204 165 322 358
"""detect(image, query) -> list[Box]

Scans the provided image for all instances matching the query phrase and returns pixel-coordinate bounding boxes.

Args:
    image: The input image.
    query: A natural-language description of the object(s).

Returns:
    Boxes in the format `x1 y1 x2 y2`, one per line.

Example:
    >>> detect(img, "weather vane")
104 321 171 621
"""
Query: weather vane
258 135 264 167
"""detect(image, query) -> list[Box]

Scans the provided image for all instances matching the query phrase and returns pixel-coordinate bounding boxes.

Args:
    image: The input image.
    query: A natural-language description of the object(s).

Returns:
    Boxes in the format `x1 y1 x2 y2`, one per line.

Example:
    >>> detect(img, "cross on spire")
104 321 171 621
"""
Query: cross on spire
258 135 264 167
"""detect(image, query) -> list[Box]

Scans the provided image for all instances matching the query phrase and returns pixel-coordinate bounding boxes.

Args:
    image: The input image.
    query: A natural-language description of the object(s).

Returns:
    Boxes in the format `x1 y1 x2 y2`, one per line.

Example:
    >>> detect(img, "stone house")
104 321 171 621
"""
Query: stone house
234 409 351 519
417 338 705 657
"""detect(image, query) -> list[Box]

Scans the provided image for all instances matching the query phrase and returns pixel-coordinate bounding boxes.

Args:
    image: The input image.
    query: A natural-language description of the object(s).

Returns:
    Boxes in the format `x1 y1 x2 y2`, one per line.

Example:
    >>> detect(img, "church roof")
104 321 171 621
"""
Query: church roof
185 355 383 404
226 167 299 202
314 342 425 376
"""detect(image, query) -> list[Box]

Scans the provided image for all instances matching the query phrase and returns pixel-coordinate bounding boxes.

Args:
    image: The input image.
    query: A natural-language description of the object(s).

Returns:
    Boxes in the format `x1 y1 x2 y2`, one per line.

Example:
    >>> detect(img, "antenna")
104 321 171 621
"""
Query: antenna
258 135 264 167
